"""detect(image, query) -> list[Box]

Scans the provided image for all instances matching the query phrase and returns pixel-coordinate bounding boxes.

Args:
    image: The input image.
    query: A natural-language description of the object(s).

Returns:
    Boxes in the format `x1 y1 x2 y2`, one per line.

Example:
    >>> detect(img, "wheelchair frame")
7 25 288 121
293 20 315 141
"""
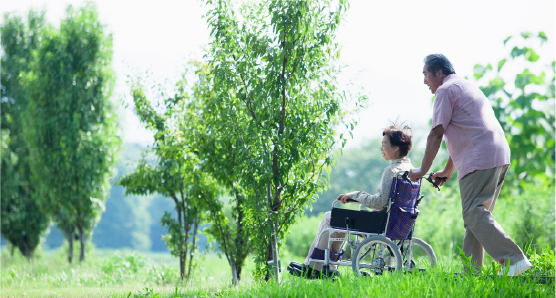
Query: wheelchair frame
307 171 437 277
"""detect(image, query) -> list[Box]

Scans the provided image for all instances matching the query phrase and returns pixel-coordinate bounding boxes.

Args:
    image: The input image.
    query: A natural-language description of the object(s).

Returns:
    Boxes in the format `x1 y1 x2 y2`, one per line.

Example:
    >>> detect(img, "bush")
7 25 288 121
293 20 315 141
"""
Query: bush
501 184 555 251
283 213 324 258
414 182 555 263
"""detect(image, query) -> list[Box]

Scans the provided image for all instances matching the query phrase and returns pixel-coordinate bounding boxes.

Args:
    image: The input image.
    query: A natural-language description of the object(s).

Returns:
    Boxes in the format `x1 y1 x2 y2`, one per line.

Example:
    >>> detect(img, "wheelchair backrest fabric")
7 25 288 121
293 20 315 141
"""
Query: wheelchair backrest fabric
386 177 421 240
388 177 421 210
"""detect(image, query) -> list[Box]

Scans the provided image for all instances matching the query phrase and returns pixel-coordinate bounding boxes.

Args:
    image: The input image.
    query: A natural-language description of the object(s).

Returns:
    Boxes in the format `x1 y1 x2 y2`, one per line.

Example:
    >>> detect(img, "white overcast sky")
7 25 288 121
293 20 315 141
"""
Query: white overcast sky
2 0 555 148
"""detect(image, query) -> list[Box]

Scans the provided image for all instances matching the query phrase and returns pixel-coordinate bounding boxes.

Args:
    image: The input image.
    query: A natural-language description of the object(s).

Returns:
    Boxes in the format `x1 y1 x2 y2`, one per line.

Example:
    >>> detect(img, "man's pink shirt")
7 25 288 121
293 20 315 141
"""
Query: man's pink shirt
432 74 510 180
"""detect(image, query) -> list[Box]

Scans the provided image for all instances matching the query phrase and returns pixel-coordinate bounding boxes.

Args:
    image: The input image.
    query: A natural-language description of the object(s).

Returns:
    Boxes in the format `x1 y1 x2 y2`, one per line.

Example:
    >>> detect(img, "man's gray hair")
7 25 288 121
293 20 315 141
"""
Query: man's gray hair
424 54 456 75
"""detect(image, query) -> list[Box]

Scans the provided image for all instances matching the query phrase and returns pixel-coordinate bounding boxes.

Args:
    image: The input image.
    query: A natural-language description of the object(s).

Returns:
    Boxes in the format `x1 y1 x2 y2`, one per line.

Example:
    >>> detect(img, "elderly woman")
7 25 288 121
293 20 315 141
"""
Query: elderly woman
289 123 415 278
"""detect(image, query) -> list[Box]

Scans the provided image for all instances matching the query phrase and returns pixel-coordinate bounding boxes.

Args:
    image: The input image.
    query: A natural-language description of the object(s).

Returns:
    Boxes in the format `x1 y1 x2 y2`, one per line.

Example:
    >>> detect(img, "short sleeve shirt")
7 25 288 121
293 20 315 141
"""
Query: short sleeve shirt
432 75 510 180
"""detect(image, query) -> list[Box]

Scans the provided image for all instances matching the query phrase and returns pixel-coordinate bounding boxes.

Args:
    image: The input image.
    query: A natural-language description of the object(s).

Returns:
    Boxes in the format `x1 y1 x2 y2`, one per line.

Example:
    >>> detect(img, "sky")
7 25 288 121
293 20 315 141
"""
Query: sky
2 0 555 148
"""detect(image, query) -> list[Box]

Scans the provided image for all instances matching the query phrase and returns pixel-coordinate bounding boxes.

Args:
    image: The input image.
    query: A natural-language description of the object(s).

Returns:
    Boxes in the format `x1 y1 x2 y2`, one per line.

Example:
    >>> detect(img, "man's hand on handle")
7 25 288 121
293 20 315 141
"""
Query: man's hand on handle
408 167 427 182
409 168 449 190
432 170 452 187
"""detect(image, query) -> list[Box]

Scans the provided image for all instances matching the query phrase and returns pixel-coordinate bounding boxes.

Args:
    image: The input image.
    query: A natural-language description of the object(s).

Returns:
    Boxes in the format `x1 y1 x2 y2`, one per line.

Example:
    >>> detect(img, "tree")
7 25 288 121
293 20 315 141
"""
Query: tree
119 76 218 281
202 0 365 280
0 10 50 258
472 31 555 189
25 2 120 263
187 61 251 286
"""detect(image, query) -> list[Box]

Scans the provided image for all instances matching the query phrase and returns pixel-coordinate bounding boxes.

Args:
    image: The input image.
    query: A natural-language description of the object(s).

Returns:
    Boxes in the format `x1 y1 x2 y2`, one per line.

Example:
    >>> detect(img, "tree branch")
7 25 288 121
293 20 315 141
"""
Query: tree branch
231 54 264 129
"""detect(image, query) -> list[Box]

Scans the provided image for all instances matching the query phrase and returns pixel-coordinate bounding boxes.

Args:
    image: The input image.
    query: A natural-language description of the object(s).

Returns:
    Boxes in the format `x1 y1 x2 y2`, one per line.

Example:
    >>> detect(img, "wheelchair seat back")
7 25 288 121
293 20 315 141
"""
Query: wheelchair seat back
330 208 387 233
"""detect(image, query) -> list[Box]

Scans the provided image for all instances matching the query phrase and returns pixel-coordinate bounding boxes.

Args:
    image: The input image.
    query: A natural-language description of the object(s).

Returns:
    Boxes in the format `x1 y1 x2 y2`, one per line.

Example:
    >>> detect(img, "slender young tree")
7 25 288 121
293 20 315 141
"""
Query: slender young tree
119 76 219 281
0 10 50 258
202 0 365 280
25 2 120 263
187 61 252 286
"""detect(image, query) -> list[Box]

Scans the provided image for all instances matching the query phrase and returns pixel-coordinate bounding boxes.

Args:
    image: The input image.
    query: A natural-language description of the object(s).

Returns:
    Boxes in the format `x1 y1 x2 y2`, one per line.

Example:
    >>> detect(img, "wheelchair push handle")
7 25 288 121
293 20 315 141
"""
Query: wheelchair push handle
396 170 446 191
425 172 446 191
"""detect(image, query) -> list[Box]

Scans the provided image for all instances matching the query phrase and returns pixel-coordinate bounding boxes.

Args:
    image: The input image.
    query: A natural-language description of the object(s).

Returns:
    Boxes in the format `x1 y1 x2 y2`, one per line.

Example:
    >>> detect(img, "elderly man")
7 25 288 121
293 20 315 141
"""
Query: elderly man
408 54 531 276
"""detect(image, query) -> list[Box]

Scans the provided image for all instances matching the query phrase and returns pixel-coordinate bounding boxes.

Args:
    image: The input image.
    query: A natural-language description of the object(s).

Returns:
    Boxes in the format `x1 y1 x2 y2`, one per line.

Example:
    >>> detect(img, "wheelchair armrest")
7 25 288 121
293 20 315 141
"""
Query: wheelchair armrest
331 198 358 209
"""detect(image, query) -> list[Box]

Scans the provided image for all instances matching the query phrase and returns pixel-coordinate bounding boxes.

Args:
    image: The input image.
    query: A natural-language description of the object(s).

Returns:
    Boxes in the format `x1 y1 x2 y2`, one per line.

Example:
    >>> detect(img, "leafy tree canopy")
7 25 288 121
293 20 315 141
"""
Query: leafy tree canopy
472 31 555 189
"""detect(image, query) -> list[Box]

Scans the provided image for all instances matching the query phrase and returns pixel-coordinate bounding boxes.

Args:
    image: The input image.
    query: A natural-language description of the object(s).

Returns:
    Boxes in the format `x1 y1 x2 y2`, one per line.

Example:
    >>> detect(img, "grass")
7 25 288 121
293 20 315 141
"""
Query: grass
1 247 256 297
1 246 554 297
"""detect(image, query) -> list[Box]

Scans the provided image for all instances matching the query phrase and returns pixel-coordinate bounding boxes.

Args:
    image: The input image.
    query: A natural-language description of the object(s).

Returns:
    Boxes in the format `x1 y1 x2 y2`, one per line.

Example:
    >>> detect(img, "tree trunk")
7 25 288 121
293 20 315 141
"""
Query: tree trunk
78 226 86 262
181 201 190 281
266 183 280 282
68 233 74 264
20 237 31 258
230 257 238 288
180 251 186 280
264 240 272 281
270 233 280 282
237 263 243 282
174 194 186 280
10 243 15 257
233 189 249 283
186 218 199 280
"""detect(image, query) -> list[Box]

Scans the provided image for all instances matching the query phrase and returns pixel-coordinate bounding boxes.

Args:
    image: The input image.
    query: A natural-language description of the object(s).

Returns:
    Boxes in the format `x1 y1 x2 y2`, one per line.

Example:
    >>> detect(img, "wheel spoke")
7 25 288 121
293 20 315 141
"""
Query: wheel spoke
399 238 437 271
352 236 402 277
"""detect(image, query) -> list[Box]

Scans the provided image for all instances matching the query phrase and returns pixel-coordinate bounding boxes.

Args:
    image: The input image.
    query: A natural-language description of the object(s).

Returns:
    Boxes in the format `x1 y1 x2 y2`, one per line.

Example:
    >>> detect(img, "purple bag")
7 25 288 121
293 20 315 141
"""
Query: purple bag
385 177 421 240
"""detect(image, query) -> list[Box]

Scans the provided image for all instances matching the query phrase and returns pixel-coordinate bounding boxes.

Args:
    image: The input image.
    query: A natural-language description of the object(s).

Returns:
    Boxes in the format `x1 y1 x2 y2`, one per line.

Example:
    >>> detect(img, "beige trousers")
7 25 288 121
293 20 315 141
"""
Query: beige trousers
303 211 345 271
459 164 526 273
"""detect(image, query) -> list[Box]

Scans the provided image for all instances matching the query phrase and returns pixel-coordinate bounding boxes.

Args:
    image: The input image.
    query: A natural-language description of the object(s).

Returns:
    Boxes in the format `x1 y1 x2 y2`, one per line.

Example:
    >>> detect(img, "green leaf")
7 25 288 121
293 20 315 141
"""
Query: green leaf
521 31 533 39
538 31 548 43
511 46 528 59
473 64 489 79
497 59 507 72
525 48 540 62
503 35 512 45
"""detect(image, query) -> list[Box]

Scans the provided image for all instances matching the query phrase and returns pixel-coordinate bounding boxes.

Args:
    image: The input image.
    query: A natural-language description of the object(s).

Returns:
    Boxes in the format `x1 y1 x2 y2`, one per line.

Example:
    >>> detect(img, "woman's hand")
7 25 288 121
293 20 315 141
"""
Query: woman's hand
336 194 351 204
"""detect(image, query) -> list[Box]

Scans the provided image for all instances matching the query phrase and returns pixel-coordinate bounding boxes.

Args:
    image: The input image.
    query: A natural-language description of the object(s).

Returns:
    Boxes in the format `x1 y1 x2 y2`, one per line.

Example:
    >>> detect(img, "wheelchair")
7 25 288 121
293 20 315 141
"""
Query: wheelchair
288 171 440 278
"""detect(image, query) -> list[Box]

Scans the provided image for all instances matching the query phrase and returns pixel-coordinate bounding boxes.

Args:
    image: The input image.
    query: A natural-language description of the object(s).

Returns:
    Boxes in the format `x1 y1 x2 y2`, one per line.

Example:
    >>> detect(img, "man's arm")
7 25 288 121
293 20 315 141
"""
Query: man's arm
408 125 444 181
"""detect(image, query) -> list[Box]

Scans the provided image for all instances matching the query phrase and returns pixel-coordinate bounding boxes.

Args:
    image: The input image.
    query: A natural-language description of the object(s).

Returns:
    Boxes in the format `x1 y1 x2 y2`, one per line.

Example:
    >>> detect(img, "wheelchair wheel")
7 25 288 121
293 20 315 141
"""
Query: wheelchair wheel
351 235 402 277
399 238 437 271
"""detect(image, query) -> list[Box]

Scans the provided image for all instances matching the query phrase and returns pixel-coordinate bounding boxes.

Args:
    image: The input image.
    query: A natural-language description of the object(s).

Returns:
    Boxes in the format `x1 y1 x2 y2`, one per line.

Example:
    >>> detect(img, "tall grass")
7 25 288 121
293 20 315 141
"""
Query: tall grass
163 250 555 297
1 245 553 297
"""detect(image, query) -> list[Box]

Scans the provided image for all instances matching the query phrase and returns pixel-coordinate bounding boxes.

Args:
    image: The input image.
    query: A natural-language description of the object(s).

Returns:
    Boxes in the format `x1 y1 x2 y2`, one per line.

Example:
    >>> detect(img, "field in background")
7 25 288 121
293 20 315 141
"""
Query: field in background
1 247 256 297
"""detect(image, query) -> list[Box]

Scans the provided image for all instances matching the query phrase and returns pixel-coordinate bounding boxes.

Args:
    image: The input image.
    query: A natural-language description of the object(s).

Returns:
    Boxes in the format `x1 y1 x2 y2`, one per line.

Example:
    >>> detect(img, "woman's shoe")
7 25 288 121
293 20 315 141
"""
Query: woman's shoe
319 267 341 279
288 262 314 278
287 261 340 279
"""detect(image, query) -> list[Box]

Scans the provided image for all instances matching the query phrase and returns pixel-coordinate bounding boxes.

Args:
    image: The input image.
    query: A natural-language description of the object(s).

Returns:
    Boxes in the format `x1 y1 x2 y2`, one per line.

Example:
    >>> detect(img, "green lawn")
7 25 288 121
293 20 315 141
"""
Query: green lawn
1 247 554 297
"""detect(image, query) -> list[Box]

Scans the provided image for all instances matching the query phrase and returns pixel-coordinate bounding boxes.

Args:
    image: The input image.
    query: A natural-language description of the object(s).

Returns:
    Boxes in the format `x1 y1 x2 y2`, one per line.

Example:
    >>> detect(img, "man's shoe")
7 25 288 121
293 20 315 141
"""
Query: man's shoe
499 258 533 276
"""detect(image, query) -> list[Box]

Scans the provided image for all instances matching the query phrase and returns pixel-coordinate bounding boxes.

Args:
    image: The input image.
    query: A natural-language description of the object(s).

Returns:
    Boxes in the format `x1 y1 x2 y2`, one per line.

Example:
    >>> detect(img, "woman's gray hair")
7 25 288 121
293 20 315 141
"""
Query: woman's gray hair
383 121 412 157
424 54 456 75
